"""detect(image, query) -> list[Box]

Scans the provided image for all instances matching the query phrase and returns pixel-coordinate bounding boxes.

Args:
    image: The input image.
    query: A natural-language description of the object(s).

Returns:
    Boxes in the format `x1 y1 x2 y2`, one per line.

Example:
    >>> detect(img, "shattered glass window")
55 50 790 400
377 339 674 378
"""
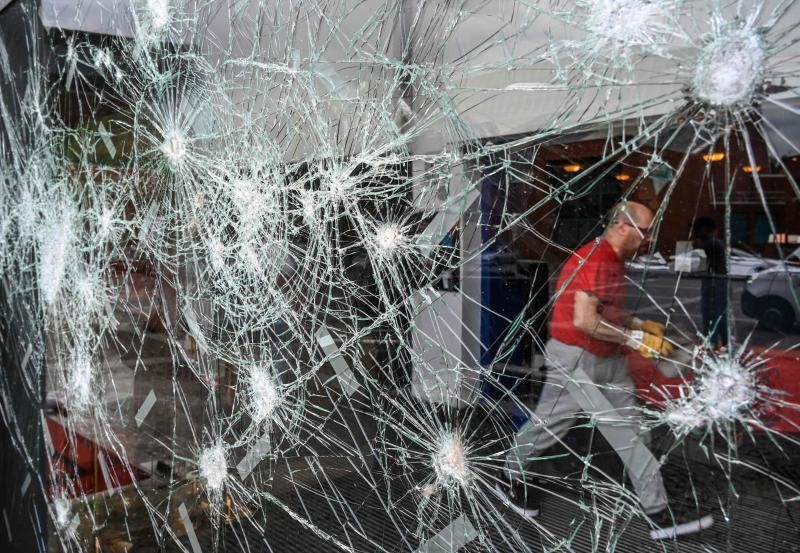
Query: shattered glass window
1 1 799 552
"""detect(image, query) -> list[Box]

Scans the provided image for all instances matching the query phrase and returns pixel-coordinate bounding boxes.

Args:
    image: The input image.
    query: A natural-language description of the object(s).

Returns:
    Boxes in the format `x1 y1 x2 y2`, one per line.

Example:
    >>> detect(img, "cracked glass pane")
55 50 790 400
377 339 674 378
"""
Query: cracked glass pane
1 1 800 552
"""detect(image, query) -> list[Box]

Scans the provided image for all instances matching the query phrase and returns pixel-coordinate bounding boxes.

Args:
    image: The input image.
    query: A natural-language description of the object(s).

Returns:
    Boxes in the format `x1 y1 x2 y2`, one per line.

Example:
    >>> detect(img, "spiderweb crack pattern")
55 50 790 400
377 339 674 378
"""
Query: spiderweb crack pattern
1 1 800 552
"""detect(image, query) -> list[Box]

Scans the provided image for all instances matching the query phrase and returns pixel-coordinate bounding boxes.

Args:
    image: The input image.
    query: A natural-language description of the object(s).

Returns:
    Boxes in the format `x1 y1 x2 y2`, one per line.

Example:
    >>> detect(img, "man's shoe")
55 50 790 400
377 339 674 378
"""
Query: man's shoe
492 476 540 519
648 506 713 540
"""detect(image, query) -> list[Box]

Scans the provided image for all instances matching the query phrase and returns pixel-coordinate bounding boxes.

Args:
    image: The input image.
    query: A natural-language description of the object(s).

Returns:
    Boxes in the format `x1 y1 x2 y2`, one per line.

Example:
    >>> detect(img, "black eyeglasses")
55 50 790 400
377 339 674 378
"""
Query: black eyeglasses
621 221 652 238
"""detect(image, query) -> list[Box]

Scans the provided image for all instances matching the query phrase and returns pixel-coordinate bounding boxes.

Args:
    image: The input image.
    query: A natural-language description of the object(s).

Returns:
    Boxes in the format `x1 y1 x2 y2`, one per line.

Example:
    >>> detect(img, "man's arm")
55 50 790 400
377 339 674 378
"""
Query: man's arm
572 290 632 344
573 290 672 357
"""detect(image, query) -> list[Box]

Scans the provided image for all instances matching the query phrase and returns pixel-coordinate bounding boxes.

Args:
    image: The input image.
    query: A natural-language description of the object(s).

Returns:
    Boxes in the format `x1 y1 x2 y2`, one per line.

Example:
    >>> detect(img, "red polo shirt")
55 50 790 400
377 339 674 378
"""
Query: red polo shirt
550 238 626 357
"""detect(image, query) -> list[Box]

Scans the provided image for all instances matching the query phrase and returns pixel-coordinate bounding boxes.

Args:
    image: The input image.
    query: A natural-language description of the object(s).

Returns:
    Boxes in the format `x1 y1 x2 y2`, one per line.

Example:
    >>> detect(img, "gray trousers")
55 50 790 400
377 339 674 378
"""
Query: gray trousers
506 339 668 514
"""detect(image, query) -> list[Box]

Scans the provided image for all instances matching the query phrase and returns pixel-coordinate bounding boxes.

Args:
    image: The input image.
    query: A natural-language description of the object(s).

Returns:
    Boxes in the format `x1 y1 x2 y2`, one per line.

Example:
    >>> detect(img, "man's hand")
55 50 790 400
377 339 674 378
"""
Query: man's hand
631 318 665 337
626 330 673 358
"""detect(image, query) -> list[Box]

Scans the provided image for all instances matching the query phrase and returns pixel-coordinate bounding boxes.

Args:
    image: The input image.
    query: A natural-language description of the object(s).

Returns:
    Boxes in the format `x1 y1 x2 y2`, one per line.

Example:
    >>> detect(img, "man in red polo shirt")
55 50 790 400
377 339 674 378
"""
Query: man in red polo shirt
494 201 713 540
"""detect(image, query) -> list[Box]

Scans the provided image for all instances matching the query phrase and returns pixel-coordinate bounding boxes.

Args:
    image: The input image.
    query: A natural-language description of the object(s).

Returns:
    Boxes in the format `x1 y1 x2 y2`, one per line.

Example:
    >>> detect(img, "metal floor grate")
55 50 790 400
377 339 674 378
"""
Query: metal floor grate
158 405 800 552
160 458 799 553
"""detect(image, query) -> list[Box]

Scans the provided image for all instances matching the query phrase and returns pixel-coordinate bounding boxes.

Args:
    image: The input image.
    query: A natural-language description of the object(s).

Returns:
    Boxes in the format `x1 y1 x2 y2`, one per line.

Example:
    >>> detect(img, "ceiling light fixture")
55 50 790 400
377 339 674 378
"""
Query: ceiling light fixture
702 152 725 162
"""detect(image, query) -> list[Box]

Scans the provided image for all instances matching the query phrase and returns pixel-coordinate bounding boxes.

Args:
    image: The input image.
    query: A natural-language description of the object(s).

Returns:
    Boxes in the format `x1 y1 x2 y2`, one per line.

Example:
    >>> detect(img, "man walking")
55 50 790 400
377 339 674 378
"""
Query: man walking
494 201 713 540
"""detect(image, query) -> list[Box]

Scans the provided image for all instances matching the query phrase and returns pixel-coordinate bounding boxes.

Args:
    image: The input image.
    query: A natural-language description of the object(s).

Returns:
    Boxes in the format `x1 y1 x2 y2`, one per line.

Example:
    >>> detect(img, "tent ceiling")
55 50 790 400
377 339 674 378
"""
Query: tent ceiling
37 0 800 155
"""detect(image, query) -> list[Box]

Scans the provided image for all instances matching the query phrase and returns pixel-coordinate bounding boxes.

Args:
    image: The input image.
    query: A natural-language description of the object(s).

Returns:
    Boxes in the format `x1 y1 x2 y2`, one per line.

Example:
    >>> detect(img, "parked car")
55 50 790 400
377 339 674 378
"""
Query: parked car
742 249 800 331
666 246 789 278
728 247 783 278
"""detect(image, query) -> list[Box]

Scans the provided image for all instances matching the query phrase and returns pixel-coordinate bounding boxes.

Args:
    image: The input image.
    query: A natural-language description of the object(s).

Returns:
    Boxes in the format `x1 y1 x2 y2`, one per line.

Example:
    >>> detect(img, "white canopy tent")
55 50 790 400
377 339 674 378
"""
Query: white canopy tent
36 0 800 156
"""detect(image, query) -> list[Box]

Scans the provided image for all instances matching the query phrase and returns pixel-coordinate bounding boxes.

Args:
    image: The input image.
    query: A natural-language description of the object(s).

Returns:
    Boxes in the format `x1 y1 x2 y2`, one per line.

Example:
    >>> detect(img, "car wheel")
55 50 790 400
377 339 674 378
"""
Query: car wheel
759 298 796 332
